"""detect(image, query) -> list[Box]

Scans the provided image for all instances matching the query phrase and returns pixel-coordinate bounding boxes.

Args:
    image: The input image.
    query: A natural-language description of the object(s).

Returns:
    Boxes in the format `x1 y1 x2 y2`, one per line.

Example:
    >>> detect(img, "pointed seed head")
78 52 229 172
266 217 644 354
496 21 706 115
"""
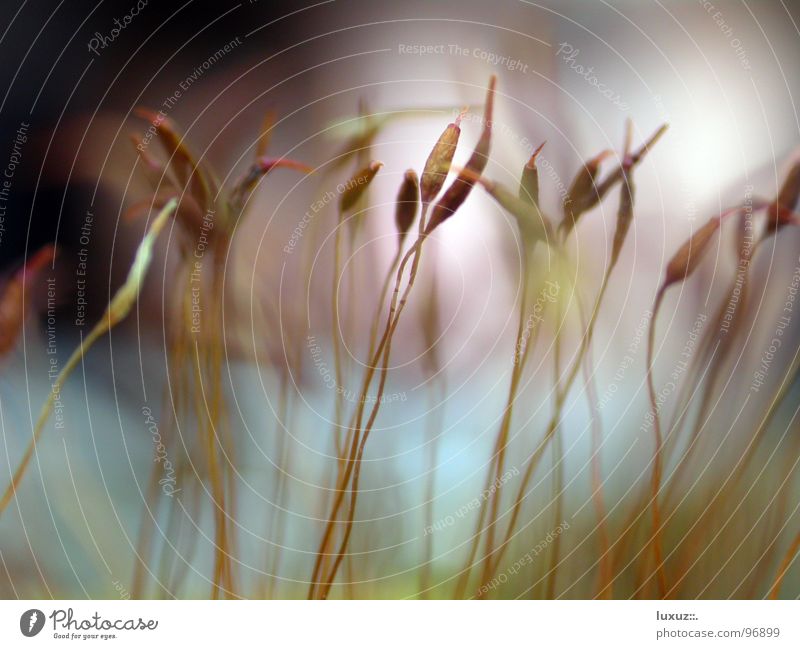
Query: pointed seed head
395 169 420 244
664 216 721 289
561 149 612 237
426 76 497 233
339 161 383 212
420 114 463 205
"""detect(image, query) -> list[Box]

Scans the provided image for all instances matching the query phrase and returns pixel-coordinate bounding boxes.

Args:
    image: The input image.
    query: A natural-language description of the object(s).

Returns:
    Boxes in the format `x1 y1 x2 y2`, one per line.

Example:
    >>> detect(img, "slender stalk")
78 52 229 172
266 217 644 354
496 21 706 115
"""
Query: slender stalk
132 288 188 599
669 343 800 593
167 470 201 595
544 409 564 599
316 208 433 598
332 210 346 457
577 290 613 598
743 432 799 598
140 262 195 599
644 286 668 597
481 254 614 585
663 239 763 510
131 461 163 599
307 237 409 597
476 259 531 590
308 208 429 598
453 259 537 598
1 201 175 517
420 377 446 597
309 207 355 593
544 291 565 600
368 247 403 360
265 374 292 598
0 324 103 515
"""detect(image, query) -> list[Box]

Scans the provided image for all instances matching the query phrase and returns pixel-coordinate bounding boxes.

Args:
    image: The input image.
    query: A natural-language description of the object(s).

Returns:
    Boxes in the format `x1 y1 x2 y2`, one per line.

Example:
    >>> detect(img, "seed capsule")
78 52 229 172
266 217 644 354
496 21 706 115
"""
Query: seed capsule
560 150 612 238
339 161 383 212
420 113 463 205
134 107 215 211
664 216 721 289
427 76 496 234
134 108 197 186
395 170 420 245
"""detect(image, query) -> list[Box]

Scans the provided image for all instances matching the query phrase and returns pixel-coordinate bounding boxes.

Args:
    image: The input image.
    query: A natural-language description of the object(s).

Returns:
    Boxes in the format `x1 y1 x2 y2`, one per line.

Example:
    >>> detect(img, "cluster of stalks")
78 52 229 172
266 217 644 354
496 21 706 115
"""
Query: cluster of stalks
126 109 311 599
4 76 800 599
307 76 508 599
643 159 800 598
451 119 669 599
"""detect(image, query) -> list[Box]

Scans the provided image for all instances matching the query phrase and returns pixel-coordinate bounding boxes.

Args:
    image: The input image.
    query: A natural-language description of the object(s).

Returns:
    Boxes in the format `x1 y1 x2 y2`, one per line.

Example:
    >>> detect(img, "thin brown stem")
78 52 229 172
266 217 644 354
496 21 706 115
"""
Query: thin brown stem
644 285 668 597
454 262 536 598
317 209 432 598
481 257 612 586
421 378 446 597
308 208 429 598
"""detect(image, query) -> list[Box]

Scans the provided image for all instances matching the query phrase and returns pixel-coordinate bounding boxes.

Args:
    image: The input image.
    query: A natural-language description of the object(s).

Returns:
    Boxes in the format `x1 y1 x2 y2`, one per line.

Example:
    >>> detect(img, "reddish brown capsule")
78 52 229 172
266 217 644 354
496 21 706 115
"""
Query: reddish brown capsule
560 149 612 238
395 169 420 244
134 108 195 185
427 76 496 234
22 245 55 277
134 107 215 211
734 206 753 263
664 217 721 289
339 161 383 212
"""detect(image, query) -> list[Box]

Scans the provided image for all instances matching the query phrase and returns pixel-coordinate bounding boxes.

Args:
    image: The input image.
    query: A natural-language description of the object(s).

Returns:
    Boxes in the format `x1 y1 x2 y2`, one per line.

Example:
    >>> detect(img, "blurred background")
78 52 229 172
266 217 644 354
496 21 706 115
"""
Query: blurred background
1 0 800 599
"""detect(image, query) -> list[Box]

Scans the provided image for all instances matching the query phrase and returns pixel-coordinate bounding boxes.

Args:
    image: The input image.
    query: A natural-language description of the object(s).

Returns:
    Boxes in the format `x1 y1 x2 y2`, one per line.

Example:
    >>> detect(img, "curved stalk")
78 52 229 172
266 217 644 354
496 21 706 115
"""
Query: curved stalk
308 208 429 598
0 201 175 517
316 206 435 598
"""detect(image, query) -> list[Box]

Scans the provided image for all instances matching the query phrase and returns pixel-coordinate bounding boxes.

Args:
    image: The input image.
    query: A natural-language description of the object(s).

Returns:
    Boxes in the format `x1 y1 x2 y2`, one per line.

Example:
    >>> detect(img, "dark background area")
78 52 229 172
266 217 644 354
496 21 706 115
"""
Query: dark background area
0 0 311 272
